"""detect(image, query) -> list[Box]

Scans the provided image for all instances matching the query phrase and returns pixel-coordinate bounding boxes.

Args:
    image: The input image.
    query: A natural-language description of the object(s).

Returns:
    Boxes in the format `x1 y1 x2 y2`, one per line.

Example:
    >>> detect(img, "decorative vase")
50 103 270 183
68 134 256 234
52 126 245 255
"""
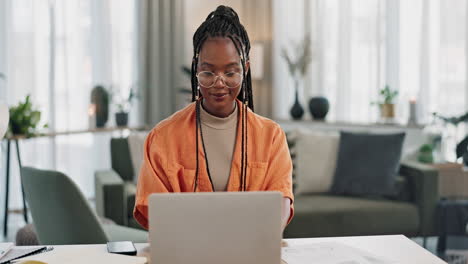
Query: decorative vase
91 85 109 128
380 103 395 118
290 80 304 120
115 112 129 127
308 97 329 120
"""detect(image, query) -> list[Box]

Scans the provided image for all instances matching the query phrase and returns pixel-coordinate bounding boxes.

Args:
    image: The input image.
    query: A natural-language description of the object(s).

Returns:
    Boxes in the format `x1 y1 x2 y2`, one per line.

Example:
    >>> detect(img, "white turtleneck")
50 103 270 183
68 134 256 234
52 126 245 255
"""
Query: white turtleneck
200 102 238 191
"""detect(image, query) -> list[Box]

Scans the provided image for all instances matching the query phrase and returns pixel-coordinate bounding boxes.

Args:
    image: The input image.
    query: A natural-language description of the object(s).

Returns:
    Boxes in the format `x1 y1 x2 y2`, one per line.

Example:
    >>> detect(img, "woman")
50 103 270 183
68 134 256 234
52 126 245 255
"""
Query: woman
134 5 293 231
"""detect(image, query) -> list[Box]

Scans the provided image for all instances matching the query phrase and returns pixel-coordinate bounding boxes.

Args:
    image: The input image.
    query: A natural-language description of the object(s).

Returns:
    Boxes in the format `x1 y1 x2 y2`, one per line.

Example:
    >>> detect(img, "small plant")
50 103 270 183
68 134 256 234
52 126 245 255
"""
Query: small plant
374 85 398 105
8 95 48 137
281 35 312 79
372 85 399 120
111 87 139 113
418 143 434 163
433 112 468 126
372 85 398 106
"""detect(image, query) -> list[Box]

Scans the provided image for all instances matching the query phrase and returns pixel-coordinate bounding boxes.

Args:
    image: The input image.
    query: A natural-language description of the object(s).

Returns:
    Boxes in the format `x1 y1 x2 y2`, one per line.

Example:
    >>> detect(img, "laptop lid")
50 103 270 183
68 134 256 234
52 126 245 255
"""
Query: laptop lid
149 191 282 264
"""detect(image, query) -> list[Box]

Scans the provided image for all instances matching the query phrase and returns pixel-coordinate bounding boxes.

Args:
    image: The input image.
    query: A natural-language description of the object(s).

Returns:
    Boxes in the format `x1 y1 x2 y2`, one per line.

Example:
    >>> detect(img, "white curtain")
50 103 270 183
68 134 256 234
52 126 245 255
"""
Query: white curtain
273 0 468 128
0 0 138 217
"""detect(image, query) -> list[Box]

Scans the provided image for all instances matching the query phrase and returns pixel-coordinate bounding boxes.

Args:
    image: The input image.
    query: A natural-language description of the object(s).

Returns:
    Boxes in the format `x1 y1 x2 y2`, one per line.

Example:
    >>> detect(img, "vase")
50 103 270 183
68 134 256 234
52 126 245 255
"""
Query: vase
91 85 109 128
308 97 329 120
115 112 129 127
290 80 304 120
380 104 395 118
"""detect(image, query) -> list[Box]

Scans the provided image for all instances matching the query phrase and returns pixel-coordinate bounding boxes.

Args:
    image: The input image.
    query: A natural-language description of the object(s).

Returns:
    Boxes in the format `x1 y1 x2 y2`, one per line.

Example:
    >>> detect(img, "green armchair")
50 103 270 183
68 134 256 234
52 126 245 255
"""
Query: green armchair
95 137 142 229
21 167 147 244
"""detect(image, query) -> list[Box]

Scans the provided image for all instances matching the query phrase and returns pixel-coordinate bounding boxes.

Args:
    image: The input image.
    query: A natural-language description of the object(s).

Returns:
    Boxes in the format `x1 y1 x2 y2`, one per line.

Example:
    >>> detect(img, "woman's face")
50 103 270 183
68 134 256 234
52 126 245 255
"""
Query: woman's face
197 37 249 118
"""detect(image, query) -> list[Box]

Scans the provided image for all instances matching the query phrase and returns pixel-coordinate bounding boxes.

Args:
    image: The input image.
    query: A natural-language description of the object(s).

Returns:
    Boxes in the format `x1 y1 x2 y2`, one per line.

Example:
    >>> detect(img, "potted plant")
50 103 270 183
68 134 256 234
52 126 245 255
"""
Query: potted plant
8 95 47 137
374 85 398 120
112 87 138 127
281 35 312 120
418 144 434 164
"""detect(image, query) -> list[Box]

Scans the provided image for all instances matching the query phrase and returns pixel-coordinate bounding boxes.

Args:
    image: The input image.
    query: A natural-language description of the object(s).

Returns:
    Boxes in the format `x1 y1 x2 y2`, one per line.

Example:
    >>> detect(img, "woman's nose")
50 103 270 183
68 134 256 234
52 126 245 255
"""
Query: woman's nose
213 76 226 88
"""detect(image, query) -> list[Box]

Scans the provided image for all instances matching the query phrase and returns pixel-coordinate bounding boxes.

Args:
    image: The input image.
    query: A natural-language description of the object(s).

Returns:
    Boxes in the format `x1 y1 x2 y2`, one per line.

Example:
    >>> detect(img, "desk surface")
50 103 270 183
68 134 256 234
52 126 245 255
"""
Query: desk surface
284 235 446 263
12 235 446 264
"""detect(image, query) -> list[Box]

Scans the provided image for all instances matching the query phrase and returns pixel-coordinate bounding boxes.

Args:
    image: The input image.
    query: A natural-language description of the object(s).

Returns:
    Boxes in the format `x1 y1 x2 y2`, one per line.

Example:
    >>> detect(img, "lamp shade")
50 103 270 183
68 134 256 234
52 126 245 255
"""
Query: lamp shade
0 103 8 138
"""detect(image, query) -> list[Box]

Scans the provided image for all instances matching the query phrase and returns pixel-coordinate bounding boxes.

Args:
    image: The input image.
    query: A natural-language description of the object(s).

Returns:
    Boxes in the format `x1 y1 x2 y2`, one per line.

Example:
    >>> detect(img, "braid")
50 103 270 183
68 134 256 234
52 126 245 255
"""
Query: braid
194 99 200 191
191 5 253 192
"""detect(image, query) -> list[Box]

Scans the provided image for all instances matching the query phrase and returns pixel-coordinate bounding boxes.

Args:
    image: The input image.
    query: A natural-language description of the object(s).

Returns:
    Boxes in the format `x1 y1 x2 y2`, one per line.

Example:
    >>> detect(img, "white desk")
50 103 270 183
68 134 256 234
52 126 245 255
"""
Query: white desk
10 235 446 264
284 235 446 263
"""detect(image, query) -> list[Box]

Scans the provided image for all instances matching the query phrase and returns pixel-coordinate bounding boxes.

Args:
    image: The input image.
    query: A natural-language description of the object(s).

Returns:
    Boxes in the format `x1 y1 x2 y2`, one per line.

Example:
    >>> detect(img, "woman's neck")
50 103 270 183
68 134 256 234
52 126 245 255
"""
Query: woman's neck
201 100 237 118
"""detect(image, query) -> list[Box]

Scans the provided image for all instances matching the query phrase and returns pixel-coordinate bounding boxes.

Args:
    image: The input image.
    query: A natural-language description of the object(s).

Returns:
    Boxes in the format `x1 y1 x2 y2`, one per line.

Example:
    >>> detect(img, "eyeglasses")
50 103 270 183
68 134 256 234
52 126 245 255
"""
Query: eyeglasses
196 71 243 88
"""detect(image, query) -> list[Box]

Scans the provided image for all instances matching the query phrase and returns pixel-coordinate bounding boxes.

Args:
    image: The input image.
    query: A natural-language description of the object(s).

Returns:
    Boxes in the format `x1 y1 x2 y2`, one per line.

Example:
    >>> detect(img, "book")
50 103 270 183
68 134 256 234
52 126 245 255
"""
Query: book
15 246 146 264
0 246 52 264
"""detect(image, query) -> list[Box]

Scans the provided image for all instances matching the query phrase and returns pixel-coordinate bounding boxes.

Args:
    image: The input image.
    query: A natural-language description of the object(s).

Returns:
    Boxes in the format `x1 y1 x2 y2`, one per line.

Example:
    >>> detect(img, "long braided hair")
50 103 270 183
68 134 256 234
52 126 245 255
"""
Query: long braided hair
191 5 254 192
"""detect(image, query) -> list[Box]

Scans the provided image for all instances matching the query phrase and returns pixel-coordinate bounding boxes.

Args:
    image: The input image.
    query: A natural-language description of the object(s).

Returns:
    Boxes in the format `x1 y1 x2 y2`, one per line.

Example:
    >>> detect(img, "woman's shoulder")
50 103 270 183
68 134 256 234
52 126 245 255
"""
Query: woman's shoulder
147 102 196 140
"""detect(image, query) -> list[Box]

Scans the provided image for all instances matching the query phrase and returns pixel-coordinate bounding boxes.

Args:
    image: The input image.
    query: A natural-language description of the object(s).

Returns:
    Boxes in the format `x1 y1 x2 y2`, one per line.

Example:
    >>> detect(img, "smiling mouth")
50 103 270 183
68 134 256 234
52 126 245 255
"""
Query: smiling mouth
211 93 228 98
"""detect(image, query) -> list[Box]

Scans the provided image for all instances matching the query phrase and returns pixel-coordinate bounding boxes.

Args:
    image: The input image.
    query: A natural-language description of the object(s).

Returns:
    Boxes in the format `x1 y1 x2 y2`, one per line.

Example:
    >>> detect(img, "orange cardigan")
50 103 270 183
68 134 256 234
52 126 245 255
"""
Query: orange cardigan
133 99 294 229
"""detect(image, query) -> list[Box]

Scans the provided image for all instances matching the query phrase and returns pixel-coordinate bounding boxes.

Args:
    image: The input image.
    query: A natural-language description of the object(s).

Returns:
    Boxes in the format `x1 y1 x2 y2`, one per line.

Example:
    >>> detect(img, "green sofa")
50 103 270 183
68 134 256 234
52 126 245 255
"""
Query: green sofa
284 161 439 239
96 138 439 239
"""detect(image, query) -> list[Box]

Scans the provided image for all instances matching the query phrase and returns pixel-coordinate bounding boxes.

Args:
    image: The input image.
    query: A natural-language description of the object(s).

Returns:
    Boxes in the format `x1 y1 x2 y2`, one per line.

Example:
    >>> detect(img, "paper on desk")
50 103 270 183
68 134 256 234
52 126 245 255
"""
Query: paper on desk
15 246 146 264
0 243 14 259
281 241 396 264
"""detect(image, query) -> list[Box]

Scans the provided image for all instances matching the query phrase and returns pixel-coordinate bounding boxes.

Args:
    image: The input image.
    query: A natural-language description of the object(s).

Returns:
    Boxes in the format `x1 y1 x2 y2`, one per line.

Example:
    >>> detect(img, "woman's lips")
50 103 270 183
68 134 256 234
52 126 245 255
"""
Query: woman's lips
211 93 228 101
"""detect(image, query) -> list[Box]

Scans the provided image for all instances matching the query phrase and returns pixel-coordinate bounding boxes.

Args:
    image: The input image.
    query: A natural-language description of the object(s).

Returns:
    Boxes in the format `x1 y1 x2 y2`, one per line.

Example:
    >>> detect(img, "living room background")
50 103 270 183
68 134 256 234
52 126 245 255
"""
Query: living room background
0 0 467 211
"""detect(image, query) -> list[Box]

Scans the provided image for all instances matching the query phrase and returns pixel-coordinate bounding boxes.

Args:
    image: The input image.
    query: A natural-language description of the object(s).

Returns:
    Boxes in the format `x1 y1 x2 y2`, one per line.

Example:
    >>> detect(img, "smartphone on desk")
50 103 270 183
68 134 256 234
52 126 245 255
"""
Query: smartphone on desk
107 241 137 256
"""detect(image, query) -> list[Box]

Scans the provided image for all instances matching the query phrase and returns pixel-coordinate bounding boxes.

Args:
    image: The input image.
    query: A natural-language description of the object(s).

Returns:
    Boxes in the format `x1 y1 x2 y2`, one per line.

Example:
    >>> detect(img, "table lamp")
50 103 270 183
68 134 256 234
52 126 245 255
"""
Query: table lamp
0 103 8 138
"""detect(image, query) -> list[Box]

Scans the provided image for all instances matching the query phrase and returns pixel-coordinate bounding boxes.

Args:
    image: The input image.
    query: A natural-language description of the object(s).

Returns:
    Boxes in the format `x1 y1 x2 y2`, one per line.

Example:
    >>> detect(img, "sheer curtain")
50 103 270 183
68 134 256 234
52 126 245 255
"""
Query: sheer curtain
0 0 137 216
273 0 468 128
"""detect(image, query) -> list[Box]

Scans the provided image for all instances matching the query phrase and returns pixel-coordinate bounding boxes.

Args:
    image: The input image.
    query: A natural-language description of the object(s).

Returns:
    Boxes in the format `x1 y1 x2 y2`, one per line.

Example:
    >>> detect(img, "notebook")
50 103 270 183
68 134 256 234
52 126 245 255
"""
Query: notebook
0 243 13 260
0 246 52 264
13 246 146 264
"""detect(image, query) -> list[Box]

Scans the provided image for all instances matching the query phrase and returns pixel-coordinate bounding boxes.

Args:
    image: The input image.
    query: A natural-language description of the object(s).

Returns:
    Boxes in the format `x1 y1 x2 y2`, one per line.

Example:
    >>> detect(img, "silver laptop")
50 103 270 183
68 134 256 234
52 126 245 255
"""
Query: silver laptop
148 191 282 264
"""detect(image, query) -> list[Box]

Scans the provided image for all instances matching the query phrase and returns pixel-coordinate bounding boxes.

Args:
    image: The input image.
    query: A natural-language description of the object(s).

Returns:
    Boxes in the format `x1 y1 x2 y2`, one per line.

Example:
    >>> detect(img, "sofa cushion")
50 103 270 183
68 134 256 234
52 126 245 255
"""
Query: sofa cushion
296 130 339 194
331 132 405 197
284 195 419 238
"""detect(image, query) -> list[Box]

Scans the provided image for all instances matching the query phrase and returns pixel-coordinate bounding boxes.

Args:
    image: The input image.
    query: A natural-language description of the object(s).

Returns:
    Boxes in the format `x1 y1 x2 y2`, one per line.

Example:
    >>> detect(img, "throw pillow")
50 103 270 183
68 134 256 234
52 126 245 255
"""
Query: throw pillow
128 131 148 184
295 130 340 194
331 131 405 197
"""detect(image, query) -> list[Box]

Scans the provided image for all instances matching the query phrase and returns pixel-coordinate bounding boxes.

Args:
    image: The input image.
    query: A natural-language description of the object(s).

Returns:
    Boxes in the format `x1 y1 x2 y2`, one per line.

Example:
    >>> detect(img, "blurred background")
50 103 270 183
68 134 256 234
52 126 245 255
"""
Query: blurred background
1 0 468 257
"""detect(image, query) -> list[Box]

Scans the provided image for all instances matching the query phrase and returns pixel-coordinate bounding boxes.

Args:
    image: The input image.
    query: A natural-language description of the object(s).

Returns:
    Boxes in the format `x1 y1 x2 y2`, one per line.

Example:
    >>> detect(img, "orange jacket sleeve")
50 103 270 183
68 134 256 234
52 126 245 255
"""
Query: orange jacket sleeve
264 125 295 224
133 131 172 230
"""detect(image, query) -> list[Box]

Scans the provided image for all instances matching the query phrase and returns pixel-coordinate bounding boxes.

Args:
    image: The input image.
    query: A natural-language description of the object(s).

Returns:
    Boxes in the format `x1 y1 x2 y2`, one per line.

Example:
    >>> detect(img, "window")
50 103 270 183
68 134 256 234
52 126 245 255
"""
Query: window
1 0 137 209
273 0 467 125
